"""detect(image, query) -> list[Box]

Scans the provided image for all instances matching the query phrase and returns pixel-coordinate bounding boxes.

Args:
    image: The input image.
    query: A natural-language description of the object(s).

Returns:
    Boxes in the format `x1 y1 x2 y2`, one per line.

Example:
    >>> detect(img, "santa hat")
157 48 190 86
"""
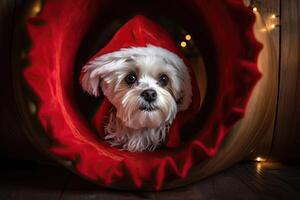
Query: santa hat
81 15 200 147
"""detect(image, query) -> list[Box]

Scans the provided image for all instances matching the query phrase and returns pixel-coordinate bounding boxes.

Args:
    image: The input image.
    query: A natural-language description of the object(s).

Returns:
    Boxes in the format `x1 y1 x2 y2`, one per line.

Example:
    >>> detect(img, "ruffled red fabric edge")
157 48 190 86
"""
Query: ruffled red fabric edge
23 0 262 190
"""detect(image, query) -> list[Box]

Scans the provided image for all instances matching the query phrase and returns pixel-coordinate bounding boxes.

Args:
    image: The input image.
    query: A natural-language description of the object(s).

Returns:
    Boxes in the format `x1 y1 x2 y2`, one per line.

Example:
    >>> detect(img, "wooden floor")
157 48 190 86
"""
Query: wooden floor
0 159 299 200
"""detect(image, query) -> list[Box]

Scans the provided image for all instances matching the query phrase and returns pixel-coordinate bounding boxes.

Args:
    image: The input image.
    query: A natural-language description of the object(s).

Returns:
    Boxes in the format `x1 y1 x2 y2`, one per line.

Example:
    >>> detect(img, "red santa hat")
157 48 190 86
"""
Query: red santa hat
80 15 201 147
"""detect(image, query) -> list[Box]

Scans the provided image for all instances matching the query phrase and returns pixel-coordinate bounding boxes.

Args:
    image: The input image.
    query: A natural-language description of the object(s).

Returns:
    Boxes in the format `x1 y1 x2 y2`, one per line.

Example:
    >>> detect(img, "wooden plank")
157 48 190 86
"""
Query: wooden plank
55 162 300 199
271 0 300 161
231 162 300 199
0 159 299 199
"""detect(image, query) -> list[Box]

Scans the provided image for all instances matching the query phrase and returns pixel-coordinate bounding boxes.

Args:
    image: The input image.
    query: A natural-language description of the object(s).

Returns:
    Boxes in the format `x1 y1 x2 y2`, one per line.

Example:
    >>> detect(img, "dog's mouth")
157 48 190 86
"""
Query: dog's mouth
139 104 158 112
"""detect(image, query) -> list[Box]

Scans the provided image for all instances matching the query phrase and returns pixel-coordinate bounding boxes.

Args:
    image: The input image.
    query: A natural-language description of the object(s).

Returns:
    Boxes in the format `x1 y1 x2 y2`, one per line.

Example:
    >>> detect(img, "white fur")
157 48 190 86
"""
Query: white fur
104 112 170 152
81 45 192 152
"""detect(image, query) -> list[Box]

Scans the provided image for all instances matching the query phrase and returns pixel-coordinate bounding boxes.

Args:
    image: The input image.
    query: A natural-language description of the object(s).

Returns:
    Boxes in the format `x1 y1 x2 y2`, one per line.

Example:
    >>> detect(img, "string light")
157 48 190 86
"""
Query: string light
180 41 187 48
31 0 42 16
250 0 258 12
270 24 276 29
255 157 266 162
251 1 280 32
185 34 192 41
256 157 262 161
271 14 277 19
269 13 280 30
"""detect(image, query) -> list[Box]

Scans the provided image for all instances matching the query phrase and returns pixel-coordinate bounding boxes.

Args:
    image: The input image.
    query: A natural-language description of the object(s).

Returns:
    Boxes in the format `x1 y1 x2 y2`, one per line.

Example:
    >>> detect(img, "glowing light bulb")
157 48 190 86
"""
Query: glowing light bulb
185 34 192 41
180 41 187 48
256 157 262 161
270 24 276 29
252 7 258 12
31 0 42 15
255 157 266 162
271 14 277 19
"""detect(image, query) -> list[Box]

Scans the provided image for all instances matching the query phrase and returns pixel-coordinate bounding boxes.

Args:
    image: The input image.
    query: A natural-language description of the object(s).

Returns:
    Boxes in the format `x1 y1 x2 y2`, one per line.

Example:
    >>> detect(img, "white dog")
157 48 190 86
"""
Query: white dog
81 45 192 152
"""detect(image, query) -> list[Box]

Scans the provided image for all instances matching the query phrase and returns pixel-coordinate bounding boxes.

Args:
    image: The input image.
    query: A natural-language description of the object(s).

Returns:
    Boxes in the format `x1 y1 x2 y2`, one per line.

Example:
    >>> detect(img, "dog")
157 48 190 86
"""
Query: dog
81 45 192 152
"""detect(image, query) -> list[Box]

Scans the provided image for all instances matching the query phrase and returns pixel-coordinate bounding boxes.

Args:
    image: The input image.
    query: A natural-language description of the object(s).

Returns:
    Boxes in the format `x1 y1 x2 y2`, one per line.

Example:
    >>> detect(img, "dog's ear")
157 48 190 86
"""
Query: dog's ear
163 57 192 111
80 55 123 96
80 64 102 97
178 76 192 111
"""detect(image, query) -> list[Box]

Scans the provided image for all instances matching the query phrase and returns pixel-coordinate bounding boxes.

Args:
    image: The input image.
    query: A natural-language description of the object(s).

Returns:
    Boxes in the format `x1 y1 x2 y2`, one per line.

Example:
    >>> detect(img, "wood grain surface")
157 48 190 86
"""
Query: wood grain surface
0 160 299 199
271 0 300 162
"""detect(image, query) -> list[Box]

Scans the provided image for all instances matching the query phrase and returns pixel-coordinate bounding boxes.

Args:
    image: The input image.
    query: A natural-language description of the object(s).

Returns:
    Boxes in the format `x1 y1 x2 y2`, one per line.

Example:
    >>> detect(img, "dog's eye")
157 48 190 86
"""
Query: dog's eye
125 73 137 85
158 74 169 86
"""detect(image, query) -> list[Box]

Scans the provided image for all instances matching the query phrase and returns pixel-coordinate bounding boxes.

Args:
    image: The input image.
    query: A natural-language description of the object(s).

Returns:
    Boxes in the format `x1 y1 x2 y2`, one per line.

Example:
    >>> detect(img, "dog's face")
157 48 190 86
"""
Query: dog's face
101 55 181 130
81 45 192 130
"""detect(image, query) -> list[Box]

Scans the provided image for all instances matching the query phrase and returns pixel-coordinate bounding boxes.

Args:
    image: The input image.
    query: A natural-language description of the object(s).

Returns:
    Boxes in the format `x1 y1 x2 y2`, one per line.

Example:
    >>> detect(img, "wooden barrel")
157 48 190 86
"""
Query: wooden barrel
0 0 299 189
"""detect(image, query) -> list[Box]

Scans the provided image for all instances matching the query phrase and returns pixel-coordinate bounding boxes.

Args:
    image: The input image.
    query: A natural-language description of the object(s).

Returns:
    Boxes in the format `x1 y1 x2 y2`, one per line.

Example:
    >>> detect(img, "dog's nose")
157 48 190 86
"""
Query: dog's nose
141 89 157 102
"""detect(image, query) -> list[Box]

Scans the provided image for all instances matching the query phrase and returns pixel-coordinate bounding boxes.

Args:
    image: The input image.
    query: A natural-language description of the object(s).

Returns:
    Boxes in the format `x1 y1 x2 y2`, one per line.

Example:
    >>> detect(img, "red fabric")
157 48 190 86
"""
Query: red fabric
88 15 192 62
24 0 262 190
86 16 201 148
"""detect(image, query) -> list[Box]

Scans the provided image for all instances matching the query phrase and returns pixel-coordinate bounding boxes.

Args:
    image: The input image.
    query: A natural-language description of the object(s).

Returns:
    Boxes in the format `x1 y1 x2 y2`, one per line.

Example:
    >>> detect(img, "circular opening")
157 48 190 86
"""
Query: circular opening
21 0 261 190
73 0 214 146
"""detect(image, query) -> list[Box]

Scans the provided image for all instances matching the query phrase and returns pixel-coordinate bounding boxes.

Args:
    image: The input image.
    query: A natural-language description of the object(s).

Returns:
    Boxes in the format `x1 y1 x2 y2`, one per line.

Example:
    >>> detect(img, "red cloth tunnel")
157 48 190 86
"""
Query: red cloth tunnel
24 0 262 190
